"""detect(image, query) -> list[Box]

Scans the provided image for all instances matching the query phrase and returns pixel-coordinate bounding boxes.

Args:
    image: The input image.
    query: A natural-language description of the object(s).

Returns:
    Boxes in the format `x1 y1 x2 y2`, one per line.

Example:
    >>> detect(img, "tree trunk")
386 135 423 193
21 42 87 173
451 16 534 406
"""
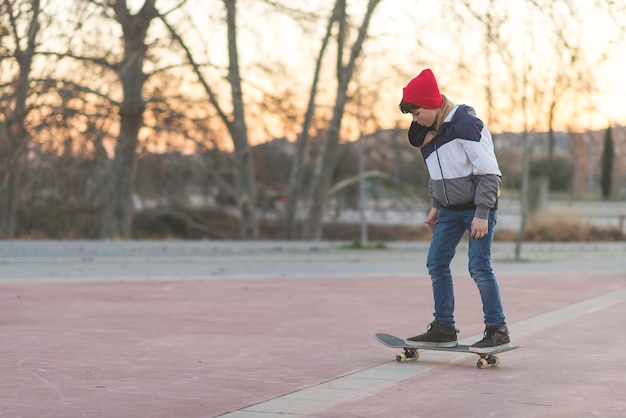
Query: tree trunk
302 0 381 240
100 0 156 238
157 0 257 239
224 0 258 239
284 2 339 240
0 0 41 238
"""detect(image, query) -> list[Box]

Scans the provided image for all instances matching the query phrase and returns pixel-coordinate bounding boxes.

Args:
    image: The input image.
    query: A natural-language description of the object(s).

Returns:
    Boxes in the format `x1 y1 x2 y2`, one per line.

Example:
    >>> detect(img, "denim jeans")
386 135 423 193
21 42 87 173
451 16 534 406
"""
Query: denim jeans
426 208 506 327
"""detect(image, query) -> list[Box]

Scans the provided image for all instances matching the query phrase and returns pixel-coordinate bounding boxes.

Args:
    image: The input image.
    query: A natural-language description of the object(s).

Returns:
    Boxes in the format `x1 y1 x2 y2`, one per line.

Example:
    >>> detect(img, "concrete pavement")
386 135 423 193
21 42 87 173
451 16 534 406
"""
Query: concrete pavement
1 241 625 417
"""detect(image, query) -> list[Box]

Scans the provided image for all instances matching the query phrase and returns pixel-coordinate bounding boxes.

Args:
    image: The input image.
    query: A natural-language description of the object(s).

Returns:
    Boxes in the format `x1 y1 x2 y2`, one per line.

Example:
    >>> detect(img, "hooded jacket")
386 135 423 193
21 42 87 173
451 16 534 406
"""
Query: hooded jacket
408 104 501 219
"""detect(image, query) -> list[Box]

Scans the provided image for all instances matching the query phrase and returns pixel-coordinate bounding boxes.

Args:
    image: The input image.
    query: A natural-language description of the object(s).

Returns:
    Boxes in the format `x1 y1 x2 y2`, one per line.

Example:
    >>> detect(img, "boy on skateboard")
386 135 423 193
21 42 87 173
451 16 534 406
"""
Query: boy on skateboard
398 69 510 353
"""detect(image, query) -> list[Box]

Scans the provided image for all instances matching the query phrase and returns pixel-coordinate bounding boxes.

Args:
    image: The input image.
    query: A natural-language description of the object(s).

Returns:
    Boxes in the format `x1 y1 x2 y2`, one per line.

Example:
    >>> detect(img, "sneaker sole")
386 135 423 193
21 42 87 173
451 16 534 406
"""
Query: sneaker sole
469 342 511 354
405 341 458 348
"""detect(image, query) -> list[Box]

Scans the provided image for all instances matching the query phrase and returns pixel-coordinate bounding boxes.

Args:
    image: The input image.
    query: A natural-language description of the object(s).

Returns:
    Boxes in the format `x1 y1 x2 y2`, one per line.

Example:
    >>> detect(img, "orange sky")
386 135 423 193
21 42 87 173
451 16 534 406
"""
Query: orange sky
229 0 626 137
12 0 623 151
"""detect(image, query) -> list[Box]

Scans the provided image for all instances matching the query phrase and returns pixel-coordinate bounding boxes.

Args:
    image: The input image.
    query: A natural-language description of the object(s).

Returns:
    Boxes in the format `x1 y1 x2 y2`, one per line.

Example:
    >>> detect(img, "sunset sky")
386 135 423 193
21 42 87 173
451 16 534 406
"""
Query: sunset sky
224 0 626 136
7 0 623 147
373 1 626 131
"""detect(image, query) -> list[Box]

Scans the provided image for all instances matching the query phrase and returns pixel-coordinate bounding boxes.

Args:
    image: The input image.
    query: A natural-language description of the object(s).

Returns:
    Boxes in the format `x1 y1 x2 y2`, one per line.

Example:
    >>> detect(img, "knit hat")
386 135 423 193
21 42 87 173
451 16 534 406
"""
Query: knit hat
402 69 443 109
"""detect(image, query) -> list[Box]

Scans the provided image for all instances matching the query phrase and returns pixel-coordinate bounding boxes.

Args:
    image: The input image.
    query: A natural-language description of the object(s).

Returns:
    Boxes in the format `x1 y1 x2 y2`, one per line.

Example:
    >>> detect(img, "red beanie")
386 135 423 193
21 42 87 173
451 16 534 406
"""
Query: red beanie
402 69 443 109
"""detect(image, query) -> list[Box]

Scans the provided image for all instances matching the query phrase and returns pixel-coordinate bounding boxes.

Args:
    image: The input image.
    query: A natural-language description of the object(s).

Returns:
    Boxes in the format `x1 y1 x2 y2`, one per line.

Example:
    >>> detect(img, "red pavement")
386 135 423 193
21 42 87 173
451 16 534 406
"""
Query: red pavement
1 271 625 417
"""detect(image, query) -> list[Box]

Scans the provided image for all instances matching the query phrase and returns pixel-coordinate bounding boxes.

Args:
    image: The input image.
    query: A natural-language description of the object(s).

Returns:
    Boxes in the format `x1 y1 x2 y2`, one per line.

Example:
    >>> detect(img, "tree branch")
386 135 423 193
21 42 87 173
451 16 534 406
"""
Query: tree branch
36 51 115 70
156 10 232 131
159 0 188 17
30 78 122 107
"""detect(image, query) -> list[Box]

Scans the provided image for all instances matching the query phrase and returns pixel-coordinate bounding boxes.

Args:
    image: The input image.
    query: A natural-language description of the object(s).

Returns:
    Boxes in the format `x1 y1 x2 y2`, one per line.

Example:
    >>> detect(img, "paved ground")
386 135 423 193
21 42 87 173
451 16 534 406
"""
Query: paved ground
1 240 625 417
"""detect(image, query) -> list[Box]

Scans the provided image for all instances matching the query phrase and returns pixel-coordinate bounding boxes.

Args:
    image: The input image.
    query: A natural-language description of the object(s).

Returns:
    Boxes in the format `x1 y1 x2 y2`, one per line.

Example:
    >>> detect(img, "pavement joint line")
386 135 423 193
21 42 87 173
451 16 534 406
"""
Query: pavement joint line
217 286 626 418
508 287 626 338
4 267 625 284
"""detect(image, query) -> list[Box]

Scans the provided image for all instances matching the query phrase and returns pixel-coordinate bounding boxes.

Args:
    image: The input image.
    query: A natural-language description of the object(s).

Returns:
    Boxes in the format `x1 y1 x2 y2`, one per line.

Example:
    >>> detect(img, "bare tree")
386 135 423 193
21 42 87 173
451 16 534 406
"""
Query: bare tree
452 0 622 259
283 2 338 240
43 0 187 238
157 0 259 239
98 0 160 238
452 0 511 130
302 0 382 240
529 1 607 193
0 0 42 237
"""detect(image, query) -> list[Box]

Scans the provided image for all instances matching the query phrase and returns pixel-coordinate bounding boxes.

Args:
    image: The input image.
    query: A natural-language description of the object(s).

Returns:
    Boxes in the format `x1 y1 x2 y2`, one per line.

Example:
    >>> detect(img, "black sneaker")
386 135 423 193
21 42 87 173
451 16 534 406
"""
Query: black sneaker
406 321 458 348
470 324 511 353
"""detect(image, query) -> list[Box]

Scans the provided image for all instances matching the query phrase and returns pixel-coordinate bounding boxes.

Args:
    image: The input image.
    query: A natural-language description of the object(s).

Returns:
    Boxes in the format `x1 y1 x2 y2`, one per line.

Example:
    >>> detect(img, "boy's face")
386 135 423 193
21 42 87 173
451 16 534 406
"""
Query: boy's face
409 107 438 128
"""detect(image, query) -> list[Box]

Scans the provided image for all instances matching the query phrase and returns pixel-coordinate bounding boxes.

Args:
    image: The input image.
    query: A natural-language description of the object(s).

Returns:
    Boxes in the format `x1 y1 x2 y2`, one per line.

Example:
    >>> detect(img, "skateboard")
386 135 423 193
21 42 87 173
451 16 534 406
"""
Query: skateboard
375 333 522 369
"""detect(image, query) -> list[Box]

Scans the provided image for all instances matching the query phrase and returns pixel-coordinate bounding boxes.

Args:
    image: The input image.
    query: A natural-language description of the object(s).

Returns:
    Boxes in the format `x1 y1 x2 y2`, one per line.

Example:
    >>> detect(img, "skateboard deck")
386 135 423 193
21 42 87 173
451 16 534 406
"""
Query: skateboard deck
375 333 521 369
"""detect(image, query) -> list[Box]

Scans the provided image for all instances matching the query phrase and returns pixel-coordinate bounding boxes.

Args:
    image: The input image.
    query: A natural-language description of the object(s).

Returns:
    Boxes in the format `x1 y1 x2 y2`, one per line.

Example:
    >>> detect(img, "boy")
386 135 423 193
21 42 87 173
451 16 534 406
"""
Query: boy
398 68 510 353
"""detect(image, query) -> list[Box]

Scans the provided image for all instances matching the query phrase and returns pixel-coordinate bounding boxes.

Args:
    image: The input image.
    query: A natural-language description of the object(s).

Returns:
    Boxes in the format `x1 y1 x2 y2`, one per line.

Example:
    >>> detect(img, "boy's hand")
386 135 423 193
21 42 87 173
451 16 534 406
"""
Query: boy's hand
424 207 439 232
470 217 488 239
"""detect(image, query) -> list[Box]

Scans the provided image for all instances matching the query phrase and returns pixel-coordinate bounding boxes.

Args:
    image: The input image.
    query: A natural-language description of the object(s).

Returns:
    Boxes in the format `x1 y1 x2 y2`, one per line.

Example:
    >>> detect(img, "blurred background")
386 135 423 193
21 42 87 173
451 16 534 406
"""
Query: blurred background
1 0 625 246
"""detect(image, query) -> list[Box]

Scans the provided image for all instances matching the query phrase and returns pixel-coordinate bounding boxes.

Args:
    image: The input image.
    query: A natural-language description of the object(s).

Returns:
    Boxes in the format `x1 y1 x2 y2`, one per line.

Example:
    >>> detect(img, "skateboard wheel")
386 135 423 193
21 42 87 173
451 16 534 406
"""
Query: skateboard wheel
476 358 488 369
488 355 500 367
396 353 406 363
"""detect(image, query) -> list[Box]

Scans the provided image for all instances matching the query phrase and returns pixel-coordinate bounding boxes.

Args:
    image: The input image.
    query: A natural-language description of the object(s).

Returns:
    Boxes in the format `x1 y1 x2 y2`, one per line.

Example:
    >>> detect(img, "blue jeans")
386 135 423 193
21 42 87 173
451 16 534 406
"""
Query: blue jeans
426 208 506 327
